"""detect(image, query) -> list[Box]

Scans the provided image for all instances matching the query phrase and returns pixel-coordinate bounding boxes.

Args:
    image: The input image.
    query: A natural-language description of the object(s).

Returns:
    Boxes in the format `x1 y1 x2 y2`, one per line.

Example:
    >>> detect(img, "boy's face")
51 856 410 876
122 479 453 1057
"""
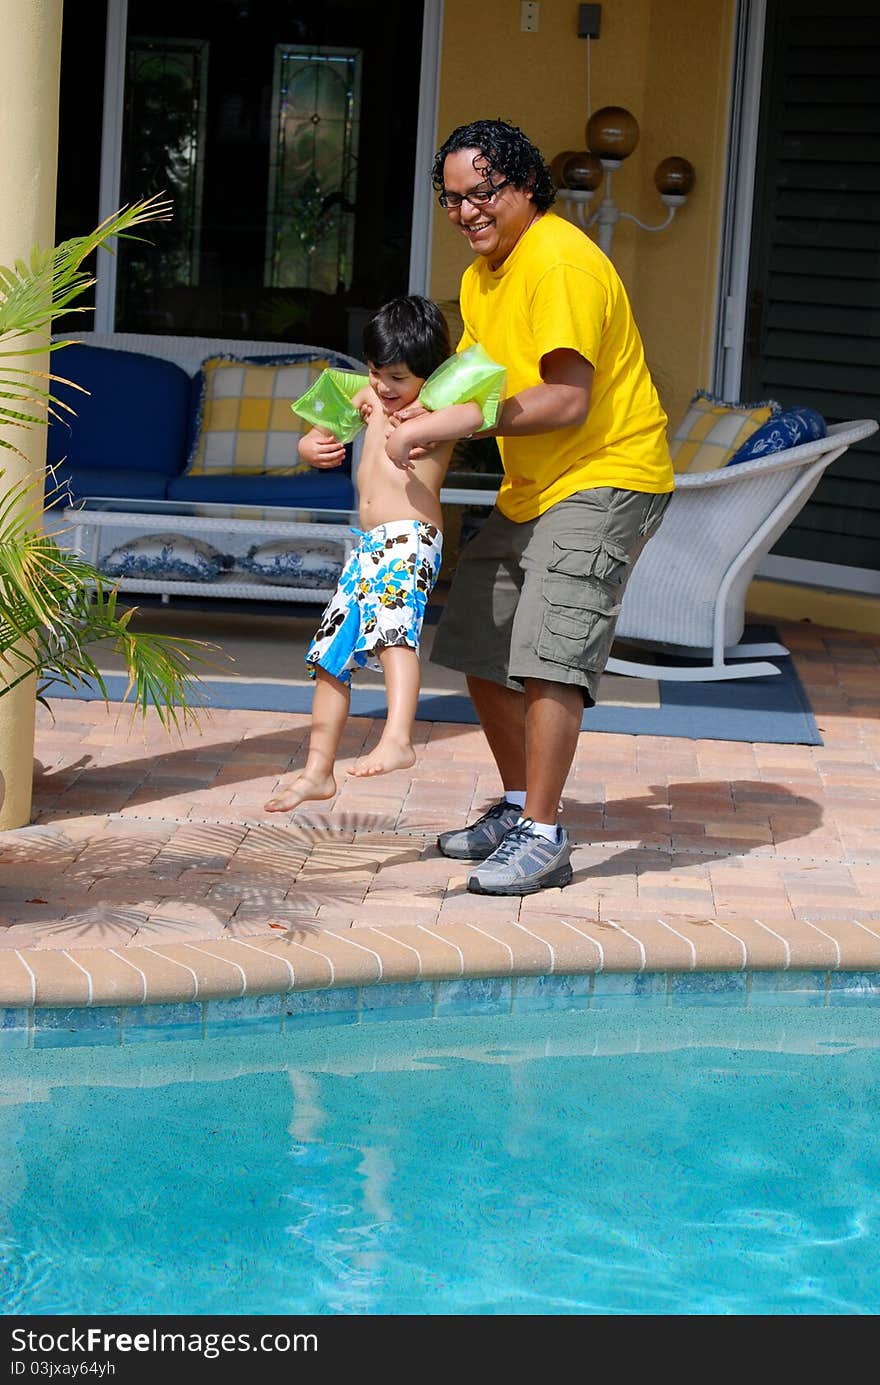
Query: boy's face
368 361 424 413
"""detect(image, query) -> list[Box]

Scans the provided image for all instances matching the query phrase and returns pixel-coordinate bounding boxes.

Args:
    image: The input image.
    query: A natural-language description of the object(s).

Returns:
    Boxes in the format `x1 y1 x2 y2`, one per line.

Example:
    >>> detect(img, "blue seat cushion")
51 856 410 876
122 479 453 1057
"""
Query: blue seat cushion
46 343 191 477
46 462 171 502
166 469 355 509
726 407 826 466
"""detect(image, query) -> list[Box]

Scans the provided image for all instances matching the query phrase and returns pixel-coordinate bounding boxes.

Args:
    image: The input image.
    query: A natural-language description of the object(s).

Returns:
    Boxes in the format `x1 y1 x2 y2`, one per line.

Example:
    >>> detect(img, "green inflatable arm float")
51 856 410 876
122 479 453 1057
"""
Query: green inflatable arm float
290 368 370 443
290 343 506 442
417 342 506 432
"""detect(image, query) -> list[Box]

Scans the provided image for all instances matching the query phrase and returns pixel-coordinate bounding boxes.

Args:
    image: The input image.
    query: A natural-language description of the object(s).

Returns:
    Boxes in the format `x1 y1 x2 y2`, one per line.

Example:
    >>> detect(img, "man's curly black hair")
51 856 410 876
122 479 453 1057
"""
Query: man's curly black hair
432 119 556 211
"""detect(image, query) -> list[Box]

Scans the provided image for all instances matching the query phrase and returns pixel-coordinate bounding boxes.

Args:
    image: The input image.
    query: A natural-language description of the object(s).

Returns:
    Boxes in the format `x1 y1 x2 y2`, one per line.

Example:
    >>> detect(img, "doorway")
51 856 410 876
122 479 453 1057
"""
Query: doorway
72 0 436 356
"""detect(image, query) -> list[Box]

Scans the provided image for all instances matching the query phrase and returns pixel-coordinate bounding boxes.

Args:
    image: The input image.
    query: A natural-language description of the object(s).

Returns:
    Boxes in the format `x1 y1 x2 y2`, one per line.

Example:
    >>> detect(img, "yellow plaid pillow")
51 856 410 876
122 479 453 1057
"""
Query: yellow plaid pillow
669 391 780 474
186 357 332 476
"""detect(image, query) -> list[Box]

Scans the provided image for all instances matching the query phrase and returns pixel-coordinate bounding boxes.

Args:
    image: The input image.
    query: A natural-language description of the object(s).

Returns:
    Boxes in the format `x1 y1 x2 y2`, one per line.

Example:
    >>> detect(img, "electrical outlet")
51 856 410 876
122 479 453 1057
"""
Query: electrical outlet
521 1 539 33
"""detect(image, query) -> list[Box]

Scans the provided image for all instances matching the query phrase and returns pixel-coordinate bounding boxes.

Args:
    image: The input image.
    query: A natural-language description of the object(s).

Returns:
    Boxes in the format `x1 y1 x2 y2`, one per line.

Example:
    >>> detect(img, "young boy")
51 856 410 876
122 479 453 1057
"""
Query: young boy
265 296 487 813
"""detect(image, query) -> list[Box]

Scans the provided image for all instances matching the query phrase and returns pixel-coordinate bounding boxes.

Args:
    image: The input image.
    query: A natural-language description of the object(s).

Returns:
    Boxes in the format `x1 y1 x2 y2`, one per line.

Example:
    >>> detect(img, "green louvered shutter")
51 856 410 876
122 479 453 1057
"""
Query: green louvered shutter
741 0 880 570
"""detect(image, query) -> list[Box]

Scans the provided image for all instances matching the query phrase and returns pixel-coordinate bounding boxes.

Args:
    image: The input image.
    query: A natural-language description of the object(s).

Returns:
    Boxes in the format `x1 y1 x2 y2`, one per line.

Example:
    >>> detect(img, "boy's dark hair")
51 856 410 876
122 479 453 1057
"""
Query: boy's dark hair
432 119 556 212
362 295 451 380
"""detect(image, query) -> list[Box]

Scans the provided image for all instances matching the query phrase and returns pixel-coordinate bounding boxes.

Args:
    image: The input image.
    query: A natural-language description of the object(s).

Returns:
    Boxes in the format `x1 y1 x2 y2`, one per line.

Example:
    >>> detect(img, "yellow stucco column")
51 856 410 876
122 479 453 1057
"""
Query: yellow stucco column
0 0 63 828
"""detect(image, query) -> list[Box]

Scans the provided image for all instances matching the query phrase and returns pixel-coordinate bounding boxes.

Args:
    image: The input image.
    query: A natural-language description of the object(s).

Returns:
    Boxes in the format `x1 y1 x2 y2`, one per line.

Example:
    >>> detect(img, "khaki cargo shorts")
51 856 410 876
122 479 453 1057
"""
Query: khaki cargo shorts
431 487 670 707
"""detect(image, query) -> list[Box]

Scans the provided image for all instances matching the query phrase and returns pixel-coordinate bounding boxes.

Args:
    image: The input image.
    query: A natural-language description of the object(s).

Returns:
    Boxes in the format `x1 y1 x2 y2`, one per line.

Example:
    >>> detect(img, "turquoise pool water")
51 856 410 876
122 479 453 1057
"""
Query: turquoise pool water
1 1004 878 1316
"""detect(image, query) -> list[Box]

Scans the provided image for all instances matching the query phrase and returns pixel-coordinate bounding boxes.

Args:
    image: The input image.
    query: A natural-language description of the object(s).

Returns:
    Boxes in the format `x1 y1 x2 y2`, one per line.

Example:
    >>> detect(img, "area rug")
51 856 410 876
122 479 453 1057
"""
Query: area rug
49 623 821 746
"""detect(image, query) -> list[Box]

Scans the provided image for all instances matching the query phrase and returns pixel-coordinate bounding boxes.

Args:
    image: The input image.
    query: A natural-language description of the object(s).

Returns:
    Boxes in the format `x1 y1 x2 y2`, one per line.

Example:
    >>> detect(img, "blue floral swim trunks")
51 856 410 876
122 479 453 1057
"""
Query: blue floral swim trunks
306 518 443 684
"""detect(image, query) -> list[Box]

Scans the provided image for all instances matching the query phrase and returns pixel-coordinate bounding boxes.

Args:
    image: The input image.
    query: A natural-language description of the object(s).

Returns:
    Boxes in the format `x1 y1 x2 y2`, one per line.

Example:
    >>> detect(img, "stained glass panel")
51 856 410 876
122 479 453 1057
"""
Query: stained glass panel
265 47 362 293
118 38 207 320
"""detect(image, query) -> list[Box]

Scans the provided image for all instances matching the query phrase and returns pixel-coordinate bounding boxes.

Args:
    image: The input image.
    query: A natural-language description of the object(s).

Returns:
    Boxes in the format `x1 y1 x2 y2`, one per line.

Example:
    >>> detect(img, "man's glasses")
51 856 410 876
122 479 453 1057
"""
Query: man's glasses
438 179 511 210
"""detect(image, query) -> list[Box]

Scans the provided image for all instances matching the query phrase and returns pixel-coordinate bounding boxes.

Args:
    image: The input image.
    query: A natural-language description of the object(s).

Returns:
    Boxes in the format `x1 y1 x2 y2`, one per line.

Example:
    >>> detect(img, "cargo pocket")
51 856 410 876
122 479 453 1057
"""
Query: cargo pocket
537 573 622 673
548 534 631 586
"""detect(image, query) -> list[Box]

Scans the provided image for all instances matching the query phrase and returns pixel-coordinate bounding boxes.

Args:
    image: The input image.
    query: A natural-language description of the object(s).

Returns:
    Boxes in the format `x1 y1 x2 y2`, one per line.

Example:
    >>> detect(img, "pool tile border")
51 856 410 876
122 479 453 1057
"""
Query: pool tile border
4 915 880 1016
2 969 878 1048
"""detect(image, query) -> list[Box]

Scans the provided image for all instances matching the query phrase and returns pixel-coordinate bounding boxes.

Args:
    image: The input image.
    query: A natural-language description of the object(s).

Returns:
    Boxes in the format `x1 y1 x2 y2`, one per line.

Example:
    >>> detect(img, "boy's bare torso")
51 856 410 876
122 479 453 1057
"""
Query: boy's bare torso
354 385 450 532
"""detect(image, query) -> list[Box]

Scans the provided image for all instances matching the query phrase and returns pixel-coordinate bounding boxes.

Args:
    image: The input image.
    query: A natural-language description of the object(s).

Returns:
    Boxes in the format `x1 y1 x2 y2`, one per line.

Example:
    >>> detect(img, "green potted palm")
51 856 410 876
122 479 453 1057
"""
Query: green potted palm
0 193 213 731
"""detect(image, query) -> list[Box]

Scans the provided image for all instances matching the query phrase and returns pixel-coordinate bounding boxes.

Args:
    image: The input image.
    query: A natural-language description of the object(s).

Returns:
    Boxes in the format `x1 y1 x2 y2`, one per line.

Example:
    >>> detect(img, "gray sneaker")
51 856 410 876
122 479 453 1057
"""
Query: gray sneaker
467 820 572 895
437 799 522 861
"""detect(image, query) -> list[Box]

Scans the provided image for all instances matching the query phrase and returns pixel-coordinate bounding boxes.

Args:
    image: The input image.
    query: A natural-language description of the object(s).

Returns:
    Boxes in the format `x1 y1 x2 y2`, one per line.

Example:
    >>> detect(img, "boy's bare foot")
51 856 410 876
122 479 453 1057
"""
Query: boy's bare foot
348 740 416 778
264 771 337 811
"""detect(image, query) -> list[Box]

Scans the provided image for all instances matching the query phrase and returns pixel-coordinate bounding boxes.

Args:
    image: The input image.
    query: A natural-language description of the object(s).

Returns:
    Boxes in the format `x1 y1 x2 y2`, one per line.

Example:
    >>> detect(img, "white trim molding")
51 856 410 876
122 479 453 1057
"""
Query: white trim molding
756 554 880 596
408 0 444 295
96 1 443 320
713 0 767 400
95 0 128 332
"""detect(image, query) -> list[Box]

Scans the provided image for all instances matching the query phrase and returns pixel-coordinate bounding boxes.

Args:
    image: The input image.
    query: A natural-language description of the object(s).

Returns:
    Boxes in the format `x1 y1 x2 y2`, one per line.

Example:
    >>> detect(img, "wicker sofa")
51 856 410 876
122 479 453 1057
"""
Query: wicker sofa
45 332 371 603
47 331 367 511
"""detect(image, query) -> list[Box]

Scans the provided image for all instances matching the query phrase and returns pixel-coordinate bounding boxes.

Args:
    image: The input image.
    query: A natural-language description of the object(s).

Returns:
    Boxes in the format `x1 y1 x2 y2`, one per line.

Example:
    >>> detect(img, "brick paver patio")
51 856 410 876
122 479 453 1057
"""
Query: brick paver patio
1 617 878 1007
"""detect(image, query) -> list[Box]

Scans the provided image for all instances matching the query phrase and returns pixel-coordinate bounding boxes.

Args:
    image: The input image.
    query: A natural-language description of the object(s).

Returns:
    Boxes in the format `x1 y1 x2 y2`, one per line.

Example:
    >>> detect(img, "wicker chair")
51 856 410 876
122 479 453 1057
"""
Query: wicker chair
606 418 879 681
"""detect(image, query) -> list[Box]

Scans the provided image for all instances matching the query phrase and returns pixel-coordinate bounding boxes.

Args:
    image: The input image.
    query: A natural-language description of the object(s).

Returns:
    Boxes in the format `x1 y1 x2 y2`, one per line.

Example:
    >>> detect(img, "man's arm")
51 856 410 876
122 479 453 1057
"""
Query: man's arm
385 399 484 469
391 349 593 448
490 349 592 437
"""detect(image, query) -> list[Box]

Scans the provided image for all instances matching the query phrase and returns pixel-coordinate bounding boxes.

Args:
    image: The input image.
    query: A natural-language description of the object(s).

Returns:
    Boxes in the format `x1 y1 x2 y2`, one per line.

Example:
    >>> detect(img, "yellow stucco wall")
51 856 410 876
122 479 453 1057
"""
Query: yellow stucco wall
0 0 63 829
430 0 736 433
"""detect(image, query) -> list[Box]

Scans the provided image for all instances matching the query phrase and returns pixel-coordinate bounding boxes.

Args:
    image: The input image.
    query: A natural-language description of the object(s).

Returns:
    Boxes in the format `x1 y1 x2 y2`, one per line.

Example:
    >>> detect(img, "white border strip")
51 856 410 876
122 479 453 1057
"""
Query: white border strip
714 0 767 399
328 932 384 981
712 920 749 971
556 919 605 972
803 921 842 969
94 0 128 331
656 916 698 970
142 946 199 999
512 922 556 972
231 938 295 989
466 924 515 973
181 942 247 996
14 951 37 1007
415 924 464 976
368 928 424 978
108 948 148 1004
408 0 444 294
63 950 93 1006
753 917 791 968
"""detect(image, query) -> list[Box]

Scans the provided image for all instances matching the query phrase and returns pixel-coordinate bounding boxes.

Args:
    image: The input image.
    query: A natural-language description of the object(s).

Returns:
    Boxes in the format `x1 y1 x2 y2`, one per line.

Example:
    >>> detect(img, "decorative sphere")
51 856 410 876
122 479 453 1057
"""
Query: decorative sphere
550 149 578 187
587 106 640 160
654 156 696 197
560 150 603 191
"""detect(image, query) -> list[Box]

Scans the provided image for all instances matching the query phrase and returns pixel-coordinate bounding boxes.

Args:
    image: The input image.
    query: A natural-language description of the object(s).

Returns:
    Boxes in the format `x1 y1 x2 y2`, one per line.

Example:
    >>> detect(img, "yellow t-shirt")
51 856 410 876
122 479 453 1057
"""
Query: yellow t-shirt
458 211 674 521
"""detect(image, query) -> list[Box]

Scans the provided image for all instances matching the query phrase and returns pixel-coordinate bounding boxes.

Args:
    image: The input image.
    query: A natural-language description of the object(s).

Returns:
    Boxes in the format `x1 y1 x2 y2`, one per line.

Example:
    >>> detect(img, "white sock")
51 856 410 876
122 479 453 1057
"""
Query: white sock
517 816 559 843
504 790 526 809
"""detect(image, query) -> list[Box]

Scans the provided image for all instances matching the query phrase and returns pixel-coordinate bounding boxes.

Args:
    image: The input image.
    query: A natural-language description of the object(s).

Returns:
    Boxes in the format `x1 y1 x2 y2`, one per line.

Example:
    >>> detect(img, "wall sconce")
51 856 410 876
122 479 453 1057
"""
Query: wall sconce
554 106 695 260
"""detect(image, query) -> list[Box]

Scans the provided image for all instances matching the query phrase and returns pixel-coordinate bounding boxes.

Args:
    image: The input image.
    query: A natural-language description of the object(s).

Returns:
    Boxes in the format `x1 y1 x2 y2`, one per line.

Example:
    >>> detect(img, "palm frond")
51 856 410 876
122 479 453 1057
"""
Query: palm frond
0 196 217 734
0 193 172 341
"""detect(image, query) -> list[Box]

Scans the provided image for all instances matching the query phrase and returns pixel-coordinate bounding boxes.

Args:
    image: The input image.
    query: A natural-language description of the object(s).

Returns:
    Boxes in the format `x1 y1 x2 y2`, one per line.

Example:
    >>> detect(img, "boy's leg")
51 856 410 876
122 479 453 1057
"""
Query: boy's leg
350 518 442 778
349 645 420 777
265 667 350 810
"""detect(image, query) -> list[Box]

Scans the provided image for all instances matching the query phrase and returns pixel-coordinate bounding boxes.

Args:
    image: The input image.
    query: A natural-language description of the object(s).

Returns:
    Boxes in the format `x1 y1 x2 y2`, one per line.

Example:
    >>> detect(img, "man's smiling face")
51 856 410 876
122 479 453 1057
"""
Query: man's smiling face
441 148 536 269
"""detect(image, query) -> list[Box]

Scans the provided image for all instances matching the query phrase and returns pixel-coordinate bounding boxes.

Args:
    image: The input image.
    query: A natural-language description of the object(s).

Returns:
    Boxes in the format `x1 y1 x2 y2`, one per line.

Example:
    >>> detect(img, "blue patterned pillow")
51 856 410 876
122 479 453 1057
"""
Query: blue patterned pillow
101 534 231 582
726 407 826 466
241 539 345 588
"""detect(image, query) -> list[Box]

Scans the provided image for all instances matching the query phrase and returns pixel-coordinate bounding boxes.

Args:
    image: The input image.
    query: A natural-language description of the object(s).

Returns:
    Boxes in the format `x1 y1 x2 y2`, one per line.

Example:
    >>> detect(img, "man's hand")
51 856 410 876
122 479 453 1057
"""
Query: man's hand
385 405 431 463
389 402 429 427
384 423 417 471
298 429 346 470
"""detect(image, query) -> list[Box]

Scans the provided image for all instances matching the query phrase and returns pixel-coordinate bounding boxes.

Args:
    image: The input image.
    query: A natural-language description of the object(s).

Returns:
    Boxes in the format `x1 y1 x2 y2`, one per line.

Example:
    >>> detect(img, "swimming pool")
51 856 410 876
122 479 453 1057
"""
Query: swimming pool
1 996 878 1315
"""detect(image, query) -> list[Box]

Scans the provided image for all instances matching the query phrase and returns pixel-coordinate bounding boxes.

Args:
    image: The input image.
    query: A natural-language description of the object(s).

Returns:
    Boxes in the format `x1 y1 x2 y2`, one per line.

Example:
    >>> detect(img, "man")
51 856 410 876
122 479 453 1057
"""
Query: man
409 119 674 896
